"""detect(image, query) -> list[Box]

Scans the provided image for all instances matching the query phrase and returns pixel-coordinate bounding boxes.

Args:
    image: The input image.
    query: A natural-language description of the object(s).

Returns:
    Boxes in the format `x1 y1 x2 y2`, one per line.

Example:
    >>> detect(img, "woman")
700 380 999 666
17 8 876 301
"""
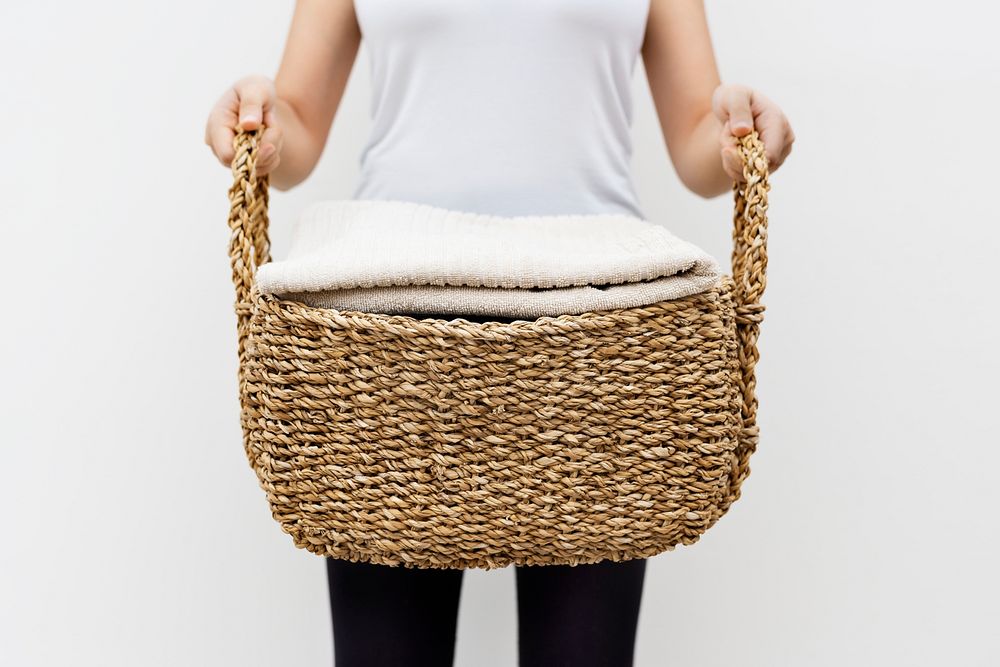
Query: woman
205 1 793 665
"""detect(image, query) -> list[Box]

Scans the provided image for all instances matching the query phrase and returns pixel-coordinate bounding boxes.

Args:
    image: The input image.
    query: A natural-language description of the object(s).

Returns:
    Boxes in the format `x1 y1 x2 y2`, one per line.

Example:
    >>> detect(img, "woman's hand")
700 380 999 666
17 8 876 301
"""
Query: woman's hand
201 1 360 190
204 75 284 176
642 1 793 197
712 83 794 181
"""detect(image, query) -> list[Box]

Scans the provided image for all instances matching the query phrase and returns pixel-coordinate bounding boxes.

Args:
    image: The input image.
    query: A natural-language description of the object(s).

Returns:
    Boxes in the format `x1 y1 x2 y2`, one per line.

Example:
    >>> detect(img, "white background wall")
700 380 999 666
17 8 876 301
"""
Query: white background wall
2 1 998 665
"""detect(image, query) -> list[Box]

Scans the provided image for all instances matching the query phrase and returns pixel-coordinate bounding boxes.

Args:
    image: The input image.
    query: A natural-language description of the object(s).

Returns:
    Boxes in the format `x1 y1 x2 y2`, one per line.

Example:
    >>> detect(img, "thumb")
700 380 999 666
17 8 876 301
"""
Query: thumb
235 77 274 131
714 85 755 137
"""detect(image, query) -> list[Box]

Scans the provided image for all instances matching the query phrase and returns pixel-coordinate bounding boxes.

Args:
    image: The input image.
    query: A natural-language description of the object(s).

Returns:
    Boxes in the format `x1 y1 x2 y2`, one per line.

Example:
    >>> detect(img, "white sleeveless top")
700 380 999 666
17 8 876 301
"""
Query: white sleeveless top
351 0 651 218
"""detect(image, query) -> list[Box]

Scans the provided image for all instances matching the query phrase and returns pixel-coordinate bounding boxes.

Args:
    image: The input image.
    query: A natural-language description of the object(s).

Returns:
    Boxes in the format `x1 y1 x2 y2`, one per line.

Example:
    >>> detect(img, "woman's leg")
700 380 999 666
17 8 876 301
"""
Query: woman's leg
515 558 647 667
325 557 465 667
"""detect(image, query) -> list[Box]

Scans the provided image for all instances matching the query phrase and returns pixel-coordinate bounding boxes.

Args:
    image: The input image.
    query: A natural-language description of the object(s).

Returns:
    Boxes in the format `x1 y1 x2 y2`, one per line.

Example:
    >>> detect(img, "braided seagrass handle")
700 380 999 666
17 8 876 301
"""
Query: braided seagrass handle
225 128 770 505
227 128 270 460
724 130 770 511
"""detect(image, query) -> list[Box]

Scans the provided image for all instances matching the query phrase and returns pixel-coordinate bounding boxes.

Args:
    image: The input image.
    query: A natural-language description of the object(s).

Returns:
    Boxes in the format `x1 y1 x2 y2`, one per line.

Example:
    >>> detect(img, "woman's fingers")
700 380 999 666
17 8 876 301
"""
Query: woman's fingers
750 91 794 172
256 123 284 176
205 88 239 167
718 121 744 182
205 75 281 171
712 83 794 179
759 116 794 172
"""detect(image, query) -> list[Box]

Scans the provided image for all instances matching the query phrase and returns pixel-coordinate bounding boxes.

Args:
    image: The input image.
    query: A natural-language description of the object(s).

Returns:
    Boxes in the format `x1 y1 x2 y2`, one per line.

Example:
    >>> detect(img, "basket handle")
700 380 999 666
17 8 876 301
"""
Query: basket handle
227 128 271 407
723 130 770 512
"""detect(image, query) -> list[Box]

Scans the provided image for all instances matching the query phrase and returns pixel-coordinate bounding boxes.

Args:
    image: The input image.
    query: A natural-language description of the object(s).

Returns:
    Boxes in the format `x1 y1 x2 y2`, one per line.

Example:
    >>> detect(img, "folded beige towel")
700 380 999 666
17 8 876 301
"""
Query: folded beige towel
254 199 722 317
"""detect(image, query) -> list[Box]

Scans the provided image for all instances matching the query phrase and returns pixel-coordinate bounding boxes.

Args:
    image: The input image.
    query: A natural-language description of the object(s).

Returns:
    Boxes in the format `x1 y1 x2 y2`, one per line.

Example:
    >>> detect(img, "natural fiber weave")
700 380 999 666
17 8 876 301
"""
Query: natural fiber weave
226 128 770 570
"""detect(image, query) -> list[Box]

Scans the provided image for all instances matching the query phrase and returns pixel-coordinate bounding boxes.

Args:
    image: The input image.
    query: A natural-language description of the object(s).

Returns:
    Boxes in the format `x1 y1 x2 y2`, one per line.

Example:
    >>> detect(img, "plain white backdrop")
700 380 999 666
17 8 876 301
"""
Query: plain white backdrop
2 1 998 665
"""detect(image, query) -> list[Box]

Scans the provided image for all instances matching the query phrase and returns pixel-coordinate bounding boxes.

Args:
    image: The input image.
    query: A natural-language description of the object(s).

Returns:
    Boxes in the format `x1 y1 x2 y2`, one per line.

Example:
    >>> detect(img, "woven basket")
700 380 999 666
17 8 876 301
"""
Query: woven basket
226 128 770 570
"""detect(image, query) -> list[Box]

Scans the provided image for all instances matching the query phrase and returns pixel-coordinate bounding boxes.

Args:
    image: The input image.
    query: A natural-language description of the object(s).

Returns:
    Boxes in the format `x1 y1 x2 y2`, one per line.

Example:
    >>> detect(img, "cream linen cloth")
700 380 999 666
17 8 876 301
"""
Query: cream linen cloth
253 200 722 318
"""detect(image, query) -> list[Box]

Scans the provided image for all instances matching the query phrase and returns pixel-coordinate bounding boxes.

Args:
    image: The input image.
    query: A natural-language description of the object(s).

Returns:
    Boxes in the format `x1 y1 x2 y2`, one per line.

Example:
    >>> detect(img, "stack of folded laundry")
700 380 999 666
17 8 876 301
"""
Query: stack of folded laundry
253 199 722 319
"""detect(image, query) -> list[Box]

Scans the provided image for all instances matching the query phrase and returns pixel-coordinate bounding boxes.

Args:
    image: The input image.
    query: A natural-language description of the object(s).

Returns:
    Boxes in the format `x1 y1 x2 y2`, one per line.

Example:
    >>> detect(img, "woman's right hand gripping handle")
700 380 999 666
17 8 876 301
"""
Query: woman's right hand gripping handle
204 75 284 177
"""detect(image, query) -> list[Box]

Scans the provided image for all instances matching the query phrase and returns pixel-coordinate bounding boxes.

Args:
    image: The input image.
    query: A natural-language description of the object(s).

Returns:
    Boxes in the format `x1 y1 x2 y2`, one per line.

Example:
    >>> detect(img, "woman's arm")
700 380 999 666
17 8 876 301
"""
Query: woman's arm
641 0 793 198
205 0 360 190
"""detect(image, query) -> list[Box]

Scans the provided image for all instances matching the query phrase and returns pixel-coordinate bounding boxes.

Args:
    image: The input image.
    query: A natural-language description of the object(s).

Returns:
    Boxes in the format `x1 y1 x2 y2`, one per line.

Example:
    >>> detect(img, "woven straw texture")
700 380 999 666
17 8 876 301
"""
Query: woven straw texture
226 128 770 570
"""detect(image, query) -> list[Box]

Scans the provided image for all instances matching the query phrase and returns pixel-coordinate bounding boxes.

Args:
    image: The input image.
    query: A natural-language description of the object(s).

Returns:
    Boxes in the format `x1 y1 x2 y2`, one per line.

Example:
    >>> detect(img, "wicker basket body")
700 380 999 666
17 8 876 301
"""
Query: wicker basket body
227 130 769 570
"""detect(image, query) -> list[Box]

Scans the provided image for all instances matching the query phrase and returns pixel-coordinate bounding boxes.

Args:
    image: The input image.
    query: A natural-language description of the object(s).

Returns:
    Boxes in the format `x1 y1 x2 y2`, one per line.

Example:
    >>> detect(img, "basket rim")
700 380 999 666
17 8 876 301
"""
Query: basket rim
249 275 735 339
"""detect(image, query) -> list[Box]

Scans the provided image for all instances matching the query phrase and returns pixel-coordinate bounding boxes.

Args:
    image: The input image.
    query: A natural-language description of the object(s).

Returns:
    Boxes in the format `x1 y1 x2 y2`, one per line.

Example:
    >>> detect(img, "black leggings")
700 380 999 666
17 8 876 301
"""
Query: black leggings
326 557 647 667
326 311 645 666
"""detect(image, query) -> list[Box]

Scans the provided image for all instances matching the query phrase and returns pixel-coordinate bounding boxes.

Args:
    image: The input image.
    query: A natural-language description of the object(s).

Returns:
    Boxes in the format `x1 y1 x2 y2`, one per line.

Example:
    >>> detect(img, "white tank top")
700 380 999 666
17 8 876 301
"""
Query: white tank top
351 0 650 218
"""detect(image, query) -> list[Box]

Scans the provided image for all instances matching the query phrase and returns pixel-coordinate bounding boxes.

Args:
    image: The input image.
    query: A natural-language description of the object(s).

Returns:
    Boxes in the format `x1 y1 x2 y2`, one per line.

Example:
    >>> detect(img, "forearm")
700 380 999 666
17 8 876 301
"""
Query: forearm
265 0 361 191
670 109 733 199
642 0 733 200
267 97 325 190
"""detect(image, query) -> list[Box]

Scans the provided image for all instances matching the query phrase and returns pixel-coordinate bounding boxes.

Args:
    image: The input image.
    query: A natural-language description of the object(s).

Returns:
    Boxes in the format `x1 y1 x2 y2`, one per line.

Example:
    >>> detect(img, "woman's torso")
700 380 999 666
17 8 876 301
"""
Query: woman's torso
352 0 651 218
